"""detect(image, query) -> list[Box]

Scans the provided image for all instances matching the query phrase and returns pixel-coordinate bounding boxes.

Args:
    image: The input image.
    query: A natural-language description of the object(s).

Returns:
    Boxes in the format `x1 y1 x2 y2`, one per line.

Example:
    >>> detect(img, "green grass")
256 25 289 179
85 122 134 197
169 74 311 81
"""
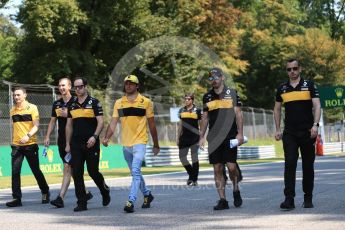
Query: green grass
244 138 284 158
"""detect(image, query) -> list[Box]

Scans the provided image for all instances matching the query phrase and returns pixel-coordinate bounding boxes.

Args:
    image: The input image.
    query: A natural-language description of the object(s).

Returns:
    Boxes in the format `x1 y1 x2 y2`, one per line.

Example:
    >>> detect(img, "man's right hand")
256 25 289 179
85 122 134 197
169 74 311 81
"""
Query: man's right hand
275 131 282 141
65 143 70 153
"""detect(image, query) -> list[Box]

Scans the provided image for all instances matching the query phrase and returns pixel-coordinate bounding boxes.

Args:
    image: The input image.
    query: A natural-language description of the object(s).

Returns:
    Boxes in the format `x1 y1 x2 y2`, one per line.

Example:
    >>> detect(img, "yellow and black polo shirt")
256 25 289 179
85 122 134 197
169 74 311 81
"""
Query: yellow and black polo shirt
112 93 154 147
10 101 39 146
178 105 201 146
67 95 103 140
276 78 319 131
203 86 242 141
51 96 74 143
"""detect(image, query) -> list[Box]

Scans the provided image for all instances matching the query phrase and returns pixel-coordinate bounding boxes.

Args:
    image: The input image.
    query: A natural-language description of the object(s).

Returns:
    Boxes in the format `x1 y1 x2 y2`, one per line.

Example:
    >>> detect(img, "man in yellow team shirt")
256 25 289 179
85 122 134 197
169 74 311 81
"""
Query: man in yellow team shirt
6 87 50 207
103 75 160 213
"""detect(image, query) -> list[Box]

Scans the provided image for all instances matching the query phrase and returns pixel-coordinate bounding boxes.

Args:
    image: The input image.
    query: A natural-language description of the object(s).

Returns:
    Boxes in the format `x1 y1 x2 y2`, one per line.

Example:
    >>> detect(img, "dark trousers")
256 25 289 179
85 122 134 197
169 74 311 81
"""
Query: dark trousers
282 130 316 199
71 140 108 205
11 144 49 199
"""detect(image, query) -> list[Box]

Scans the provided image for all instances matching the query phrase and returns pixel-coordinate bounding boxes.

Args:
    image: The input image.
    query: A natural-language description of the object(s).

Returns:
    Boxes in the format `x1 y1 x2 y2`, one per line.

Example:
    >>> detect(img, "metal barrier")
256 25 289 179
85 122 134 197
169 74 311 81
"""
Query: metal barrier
323 142 344 154
145 145 276 167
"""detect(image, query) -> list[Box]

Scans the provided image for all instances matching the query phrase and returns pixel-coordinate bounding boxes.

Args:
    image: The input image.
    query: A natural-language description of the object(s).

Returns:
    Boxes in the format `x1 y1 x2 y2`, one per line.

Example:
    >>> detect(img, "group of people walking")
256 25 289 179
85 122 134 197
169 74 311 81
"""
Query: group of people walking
5 58 320 213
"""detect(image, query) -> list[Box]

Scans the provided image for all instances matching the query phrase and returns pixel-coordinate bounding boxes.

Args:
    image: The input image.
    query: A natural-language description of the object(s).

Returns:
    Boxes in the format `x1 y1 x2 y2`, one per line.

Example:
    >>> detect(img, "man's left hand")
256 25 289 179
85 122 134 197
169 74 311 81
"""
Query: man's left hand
236 134 244 146
310 126 318 138
153 146 160 156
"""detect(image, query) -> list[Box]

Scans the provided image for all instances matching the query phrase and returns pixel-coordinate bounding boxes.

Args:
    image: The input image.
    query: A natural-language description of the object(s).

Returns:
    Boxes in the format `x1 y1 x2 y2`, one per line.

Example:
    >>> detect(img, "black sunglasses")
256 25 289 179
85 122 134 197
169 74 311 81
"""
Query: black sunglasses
74 85 85 90
286 67 299 72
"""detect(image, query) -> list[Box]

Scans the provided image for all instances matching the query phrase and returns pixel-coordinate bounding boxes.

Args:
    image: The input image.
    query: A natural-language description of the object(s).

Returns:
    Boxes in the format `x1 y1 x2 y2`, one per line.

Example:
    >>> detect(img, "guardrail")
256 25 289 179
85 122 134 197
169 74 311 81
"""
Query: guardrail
145 145 276 167
323 142 344 154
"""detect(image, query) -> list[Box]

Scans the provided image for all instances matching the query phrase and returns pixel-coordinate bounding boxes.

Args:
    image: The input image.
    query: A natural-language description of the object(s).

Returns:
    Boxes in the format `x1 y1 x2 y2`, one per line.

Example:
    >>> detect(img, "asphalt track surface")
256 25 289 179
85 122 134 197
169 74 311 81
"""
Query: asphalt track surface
0 155 344 230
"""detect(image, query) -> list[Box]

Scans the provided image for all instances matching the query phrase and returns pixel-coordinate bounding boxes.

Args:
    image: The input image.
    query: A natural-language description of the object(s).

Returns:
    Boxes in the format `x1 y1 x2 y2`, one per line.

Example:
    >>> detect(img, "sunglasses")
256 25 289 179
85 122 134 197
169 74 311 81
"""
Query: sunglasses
286 67 299 72
208 76 221 81
74 85 85 90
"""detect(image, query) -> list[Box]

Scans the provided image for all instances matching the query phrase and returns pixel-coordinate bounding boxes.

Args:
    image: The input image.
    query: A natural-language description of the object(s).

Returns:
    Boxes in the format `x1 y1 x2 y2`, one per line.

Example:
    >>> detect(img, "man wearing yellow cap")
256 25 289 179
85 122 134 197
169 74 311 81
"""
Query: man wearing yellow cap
103 75 160 213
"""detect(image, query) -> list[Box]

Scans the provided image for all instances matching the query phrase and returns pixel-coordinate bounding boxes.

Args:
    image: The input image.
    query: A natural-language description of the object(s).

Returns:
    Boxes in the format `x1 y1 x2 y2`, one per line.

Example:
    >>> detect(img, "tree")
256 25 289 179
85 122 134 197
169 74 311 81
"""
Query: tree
0 15 17 81
236 0 306 108
299 0 345 40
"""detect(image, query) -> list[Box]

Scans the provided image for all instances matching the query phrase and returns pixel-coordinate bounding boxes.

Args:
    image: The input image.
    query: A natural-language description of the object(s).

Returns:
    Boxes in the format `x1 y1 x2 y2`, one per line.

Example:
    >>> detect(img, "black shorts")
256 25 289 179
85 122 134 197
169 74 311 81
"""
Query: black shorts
208 139 237 164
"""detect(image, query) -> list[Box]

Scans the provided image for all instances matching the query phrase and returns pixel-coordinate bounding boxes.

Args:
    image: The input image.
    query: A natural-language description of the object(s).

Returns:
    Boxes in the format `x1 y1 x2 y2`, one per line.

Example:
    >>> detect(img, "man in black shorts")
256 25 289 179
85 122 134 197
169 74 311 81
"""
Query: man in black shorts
44 77 93 208
199 67 244 210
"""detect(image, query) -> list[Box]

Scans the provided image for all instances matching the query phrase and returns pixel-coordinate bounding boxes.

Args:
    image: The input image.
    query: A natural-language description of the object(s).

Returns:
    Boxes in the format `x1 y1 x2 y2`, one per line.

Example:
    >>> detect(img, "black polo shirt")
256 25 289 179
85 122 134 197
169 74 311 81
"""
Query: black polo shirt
178 104 202 146
67 95 103 140
51 96 74 143
275 78 319 131
203 86 242 142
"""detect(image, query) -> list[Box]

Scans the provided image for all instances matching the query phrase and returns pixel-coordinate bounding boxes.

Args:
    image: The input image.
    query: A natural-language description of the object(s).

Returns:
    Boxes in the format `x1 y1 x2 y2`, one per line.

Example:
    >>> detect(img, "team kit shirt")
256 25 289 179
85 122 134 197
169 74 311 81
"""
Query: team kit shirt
203 86 242 143
51 96 74 144
178 105 202 147
112 93 154 147
276 78 319 132
67 95 103 141
10 101 39 146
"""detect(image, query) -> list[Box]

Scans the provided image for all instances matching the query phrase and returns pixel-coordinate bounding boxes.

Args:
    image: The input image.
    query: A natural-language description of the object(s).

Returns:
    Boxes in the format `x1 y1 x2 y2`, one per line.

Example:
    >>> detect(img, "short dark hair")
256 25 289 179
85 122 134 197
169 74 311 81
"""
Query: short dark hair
73 77 88 86
184 93 194 101
287 58 299 66
13 87 26 94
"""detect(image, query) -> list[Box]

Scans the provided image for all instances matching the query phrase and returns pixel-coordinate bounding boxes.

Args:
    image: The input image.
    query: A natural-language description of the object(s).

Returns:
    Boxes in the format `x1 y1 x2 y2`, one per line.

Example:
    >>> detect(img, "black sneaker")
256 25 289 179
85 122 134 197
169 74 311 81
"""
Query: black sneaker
102 190 111 206
280 198 295 210
233 191 243 207
6 199 22 207
187 179 193 186
73 204 87 212
303 196 314 208
213 198 229 210
86 191 93 201
42 191 50 204
142 193 154 208
191 181 198 186
124 201 134 213
50 196 64 208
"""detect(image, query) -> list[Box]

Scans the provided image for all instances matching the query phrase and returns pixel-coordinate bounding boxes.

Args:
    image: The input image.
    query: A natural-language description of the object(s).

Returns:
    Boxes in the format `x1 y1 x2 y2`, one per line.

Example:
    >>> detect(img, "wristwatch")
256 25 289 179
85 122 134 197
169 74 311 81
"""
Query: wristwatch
27 133 32 138
92 134 99 139
313 123 319 127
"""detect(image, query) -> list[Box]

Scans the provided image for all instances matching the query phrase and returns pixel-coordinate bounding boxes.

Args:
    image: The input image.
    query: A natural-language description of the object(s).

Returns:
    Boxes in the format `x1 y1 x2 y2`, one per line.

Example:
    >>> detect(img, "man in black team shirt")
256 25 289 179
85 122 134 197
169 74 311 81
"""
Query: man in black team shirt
274 59 321 210
199 67 244 210
177 93 202 186
44 77 93 208
65 77 110 212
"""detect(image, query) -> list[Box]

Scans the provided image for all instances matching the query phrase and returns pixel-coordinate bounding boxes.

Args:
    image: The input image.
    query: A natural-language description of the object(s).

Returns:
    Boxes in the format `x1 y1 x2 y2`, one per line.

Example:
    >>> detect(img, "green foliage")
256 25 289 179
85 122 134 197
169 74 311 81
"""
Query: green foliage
0 16 17 80
1 0 344 121
0 0 10 8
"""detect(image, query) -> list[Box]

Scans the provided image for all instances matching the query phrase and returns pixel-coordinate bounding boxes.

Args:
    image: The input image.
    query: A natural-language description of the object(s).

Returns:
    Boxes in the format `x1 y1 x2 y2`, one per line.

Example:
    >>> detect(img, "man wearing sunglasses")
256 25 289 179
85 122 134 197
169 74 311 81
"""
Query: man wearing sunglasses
199 67 244 210
44 77 93 208
65 77 110 211
274 59 321 210
177 93 202 186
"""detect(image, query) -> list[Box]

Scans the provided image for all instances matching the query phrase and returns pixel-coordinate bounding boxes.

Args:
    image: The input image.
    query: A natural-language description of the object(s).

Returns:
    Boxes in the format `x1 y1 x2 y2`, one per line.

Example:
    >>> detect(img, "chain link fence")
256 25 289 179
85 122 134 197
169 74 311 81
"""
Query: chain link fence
1 81 342 146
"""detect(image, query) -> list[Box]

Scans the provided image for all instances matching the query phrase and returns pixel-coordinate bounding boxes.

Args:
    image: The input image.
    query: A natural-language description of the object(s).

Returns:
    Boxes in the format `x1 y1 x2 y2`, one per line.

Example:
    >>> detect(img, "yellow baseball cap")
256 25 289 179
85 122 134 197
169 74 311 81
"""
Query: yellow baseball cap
124 75 139 84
